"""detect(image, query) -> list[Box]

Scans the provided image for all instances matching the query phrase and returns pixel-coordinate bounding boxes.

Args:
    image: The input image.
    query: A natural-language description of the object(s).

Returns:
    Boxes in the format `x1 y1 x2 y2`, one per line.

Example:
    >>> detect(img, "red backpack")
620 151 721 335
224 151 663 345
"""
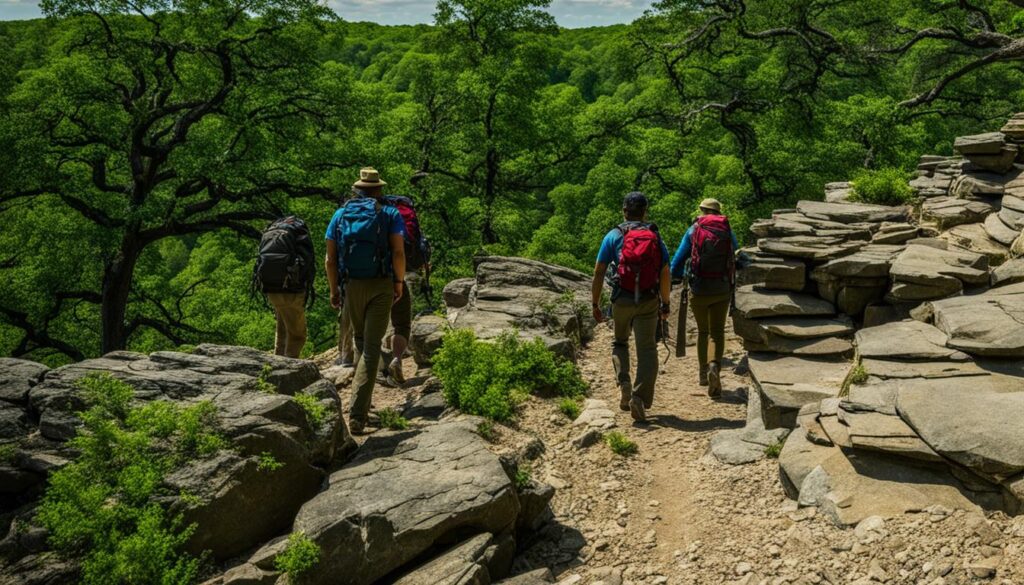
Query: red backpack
690 215 734 291
384 195 431 272
615 222 663 302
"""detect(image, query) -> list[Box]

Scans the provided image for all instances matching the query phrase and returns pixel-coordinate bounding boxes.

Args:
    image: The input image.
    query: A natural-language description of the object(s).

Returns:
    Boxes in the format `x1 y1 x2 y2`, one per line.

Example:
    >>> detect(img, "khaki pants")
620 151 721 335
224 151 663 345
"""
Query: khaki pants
390 281 412 339
611 297 660 408
337 295 354 361
690 292 731 367
267 293 307 359
345 278 394 422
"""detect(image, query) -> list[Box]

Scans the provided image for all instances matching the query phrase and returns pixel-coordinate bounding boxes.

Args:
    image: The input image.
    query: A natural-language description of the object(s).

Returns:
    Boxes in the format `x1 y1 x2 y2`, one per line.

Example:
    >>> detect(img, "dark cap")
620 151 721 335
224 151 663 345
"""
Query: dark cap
622 192 649 213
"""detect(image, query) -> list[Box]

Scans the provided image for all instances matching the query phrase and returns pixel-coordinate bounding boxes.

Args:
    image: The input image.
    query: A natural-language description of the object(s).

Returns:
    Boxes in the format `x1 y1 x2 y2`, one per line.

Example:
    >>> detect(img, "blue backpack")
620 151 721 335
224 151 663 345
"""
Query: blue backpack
337 197 391 279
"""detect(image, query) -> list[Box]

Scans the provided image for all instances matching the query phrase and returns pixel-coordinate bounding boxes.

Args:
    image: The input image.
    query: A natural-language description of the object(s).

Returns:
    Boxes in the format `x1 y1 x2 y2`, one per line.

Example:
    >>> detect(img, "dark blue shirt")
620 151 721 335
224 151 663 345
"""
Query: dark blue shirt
670 224 739 279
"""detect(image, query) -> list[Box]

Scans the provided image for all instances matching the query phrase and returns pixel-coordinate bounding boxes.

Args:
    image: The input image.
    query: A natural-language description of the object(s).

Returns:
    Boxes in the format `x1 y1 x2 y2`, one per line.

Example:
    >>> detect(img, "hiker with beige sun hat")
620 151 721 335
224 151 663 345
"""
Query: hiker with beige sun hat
324 167 407 434
670 198 739 397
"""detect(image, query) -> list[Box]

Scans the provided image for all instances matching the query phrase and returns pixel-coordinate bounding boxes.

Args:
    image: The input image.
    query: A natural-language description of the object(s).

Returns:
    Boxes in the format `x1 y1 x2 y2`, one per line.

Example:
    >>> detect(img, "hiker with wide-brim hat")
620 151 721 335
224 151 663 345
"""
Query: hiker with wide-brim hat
590 192 672 424
669 198 739 398
324 167 406 434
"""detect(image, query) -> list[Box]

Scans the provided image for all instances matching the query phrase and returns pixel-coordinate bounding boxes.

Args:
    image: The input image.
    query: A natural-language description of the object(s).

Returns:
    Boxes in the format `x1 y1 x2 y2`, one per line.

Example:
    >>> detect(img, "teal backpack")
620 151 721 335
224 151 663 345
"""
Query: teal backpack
337 197 391 279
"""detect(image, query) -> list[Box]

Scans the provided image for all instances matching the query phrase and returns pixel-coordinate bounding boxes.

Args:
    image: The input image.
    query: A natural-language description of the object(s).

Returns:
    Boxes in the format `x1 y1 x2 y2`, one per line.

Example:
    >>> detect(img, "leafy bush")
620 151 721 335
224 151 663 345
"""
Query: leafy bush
849 363 869 386
433 329 588 421
377 407 409 430
275 531 321 577
513 464 532 490
850 168 914 206
605 431 638 456
293 392 327 428
36 373 227 584
257 452 284 472
0 442 16 464
558 397 581 420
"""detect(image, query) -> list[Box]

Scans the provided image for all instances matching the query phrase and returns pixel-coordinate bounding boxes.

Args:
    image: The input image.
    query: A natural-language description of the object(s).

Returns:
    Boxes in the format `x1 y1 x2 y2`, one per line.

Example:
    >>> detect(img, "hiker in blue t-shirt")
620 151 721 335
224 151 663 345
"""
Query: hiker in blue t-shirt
590 192 672 423
324 168 406 434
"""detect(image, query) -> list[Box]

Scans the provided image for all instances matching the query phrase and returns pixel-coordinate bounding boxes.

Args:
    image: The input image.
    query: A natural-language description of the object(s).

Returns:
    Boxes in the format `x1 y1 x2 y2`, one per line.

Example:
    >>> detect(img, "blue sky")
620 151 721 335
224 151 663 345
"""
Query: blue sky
0 0 653 27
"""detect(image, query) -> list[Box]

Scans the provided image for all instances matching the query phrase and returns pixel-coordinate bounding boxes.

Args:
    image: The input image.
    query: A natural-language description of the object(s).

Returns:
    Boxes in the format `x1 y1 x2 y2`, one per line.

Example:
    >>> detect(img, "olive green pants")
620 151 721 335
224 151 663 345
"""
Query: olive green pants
345 278 394 422
267 293 307 359
336 294 354 361
690 292 731 367
611 297 660 408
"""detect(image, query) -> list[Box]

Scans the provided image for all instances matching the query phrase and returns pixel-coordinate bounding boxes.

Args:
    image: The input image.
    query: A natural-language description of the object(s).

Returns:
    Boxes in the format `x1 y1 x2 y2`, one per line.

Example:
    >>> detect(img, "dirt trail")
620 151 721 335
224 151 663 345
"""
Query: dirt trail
514 319 1024 585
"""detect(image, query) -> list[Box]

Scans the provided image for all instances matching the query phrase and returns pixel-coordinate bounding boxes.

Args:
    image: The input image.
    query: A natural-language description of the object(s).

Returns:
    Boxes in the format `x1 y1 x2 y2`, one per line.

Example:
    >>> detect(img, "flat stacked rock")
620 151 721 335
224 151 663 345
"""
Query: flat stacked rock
735 248 805 291
954 132 1019 174
917 281 1024 357
810 245 903 317
1001 113 1024 140
939 222 1009 265
888 244 989 302
910 155 958 198
823 181 853 203
920 196 995 231
747 354 851 429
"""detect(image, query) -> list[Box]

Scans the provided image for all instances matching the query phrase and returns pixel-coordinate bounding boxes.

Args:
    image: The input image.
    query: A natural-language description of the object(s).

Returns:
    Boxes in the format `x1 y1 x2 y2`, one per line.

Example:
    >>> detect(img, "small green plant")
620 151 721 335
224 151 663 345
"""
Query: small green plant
558 397 581 420
433 329 588 422
850 168 914 206
377 407 409 430
849 363 869 385
178 491 203 507
256 364 277 394
275 531 321 577
36 373 227 584
293 392 327 428
257 452 284 472
513 464 532 490
476 420 496 442
764 439 785 459
605 431 638 456
0 442 16 464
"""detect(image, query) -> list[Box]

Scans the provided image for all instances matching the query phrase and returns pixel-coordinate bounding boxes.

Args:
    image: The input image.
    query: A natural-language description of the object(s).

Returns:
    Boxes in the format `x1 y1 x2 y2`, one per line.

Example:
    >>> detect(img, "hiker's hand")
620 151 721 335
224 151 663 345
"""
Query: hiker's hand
660 302 671 319
394 282 404 302
330 290 341 310
592 305 604 323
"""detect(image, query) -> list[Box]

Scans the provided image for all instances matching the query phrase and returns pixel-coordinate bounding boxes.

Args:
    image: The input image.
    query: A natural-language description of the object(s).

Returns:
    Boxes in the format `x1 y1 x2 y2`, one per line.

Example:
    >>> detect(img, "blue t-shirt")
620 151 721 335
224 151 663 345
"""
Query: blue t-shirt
326 198 406 274
596 226 671 266
670 224 739 279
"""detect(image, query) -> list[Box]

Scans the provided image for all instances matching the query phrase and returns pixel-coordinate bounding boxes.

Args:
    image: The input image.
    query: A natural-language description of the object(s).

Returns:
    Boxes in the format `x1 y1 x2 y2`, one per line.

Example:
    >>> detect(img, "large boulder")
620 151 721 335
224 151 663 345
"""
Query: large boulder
409 314 447 367
922 282 1024 357
448 257 596 360
855 320 969 362
273 420 520 585
392 532 515 585
735 249 806 292
954 132 1007 155
443 278 475 310
920 196 996 231
21 346 352 561
940 223 1009 265
983 212 1020 246
889 244 988 301
0 359 49 405
733 314 854 358
747 354 851 429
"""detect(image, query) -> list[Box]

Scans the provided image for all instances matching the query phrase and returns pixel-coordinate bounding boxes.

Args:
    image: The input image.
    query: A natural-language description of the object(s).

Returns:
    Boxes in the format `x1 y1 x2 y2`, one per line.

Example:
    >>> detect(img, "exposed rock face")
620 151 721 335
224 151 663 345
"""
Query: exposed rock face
888 244 988 301
733 286 835 320
855 320 968 362
392 532 515 585
921 196 995 230
747 354 851 429
796 200 909 224
992 258 1024 287
269 420 520 585
412 257 596 365
940 223 1009 265
954 132 1007 155
5 346 353 564
735 249 806 291
921 282 1024 357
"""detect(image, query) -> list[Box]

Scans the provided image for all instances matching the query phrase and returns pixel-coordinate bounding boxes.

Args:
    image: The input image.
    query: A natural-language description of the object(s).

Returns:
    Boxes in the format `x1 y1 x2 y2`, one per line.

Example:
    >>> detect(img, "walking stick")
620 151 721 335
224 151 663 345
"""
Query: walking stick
675 279 689 358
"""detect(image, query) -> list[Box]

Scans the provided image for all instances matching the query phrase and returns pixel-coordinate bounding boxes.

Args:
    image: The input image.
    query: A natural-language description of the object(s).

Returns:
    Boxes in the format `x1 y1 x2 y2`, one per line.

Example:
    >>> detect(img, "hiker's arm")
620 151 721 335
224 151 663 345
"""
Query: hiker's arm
591 261 608 323
659 264 672 317
325 239 340 309
390 233 406 300
670 228 692 280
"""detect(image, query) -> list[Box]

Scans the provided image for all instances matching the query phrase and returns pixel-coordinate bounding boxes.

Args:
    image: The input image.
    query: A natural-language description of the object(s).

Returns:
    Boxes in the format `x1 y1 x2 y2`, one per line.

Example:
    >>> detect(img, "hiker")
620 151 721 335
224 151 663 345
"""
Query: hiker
590 192 672 423
334 192 356 368
252 216 316 359
325 168 407 434
670 198 739 398
380 192 431 386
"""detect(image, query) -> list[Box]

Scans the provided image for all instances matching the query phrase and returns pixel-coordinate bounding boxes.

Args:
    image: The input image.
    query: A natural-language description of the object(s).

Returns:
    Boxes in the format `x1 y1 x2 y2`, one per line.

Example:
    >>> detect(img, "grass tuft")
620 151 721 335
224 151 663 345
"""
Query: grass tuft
605 431 638 456
377 407 409 431
275 531 320 578
558 397 581 420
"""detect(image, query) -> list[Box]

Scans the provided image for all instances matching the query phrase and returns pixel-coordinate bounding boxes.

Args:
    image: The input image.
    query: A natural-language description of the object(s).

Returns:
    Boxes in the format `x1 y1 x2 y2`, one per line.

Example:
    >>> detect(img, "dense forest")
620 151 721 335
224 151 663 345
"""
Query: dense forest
2 0 1023 365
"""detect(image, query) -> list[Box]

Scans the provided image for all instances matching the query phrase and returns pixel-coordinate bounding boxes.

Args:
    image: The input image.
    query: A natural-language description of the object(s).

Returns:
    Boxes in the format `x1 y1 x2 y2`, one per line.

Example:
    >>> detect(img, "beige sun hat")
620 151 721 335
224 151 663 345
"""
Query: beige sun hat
698 198 722 214
353 167 388 189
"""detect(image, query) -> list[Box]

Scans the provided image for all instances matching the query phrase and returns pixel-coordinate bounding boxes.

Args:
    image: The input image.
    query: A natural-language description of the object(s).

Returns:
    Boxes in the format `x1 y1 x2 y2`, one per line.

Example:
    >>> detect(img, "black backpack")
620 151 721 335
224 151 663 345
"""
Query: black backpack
252 216 316 303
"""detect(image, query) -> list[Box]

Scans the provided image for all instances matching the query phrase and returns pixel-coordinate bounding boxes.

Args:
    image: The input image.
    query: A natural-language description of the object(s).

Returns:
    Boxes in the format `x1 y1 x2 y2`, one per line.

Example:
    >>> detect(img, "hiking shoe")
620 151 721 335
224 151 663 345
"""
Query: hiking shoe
388 359 406 386
708 362 722 398
629 395 647 423
699 366 709 387
349 418 367 435
619 385 631 411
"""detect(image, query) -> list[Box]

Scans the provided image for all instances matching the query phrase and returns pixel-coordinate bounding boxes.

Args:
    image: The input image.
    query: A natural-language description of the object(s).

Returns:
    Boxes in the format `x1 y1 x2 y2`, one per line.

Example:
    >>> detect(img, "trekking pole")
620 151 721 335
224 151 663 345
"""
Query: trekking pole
675 279 688 358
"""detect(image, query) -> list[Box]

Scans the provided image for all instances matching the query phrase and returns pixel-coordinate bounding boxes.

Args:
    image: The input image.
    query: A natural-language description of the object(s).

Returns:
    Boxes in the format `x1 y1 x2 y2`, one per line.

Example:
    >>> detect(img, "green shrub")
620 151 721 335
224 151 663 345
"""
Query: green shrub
293 392 327 428
36 373 227 584
0 442 16 464
849 363 869 386
764 440 785 459
256 364 277 394
850 168 914 206
377 407 409 430
558 397 581 420
513 464 532 490
476 420 496 442
433 329 589 421
257 452 284 472
605 431 638 456
275 531 321 577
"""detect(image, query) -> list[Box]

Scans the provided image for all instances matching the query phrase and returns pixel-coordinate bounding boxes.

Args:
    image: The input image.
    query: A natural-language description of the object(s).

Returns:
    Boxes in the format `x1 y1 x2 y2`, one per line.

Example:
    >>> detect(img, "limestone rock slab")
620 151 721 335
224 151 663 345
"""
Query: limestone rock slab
920 196 995 230
796 200 909 224
926 282 1024 357
734 285 835 319
855 320 965 361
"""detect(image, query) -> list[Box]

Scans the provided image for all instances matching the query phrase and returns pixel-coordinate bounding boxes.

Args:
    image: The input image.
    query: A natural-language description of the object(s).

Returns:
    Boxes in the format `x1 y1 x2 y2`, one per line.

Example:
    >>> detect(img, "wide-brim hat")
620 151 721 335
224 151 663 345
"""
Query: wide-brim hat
698 198 722 214
353 167 387 189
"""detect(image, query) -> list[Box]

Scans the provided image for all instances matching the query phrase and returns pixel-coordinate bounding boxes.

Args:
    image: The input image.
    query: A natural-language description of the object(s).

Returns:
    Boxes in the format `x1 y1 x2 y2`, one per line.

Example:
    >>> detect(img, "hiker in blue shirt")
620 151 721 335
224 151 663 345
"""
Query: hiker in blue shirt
591 192 672 423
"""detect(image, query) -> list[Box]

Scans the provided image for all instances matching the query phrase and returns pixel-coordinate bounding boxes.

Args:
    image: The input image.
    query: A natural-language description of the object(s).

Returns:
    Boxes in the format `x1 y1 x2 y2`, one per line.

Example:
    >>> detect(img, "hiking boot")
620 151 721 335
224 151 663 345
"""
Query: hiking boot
334 355 354 368
619 385 631 411
349 417 367 435
629 394 647 423
387 359 406 386
708 361 722 398
699 365 709 387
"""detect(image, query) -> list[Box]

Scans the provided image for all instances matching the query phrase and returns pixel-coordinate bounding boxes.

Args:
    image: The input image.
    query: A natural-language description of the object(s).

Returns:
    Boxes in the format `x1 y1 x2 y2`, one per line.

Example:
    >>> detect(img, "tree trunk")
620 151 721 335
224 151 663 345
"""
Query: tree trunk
100 236 141 354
